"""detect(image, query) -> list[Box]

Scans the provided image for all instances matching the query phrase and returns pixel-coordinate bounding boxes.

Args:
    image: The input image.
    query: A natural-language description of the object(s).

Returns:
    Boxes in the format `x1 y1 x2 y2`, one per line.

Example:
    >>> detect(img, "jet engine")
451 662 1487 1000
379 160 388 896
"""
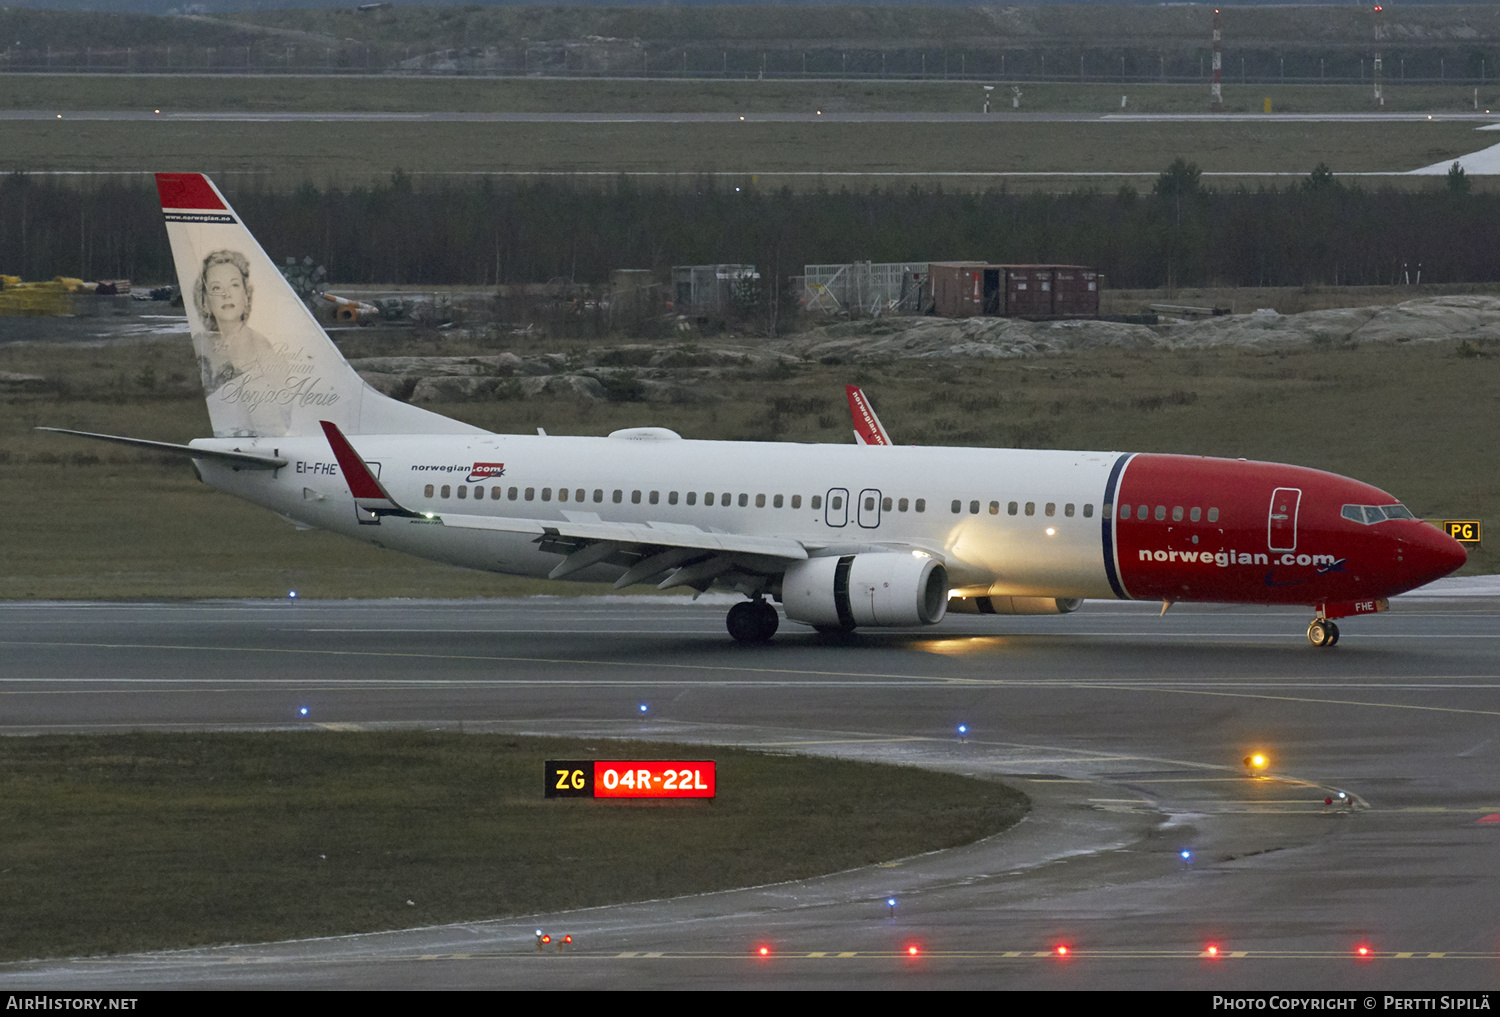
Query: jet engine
781 553 949 630
946 596 1083 615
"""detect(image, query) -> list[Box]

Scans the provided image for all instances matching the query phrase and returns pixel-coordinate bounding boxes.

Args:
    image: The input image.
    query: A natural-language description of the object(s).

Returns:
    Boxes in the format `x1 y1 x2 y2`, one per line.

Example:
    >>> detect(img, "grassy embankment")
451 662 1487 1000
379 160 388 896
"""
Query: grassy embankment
0 115 1486 192
2 323 1495 600
0 730 1027 960
8 74 1500 117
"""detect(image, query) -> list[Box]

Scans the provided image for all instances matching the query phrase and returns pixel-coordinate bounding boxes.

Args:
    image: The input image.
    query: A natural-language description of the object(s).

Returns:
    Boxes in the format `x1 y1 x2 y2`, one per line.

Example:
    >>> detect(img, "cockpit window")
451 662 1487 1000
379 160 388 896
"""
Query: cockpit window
1342 503 1415 525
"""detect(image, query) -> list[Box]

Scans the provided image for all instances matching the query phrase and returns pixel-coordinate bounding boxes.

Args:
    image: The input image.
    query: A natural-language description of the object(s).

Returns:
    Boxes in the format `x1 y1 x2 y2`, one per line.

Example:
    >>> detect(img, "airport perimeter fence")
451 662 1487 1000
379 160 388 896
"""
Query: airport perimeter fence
3 44 1498 86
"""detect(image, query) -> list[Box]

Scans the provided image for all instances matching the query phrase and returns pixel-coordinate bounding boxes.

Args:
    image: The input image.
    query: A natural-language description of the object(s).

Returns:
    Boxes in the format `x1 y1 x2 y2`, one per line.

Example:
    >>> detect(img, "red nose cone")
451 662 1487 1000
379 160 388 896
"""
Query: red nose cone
1394 523 1467 592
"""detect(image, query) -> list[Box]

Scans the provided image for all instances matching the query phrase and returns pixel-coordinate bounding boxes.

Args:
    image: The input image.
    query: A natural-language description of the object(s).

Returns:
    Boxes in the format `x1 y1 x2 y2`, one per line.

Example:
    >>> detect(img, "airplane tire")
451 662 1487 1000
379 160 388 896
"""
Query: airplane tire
727 601 777 644
1307 620 1333 648
753 599 780 641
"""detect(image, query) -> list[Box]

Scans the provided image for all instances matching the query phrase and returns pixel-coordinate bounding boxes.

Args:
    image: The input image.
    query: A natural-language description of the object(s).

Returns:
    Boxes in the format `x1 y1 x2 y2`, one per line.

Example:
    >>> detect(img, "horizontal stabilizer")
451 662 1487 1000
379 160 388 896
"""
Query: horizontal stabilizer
35 427 286 469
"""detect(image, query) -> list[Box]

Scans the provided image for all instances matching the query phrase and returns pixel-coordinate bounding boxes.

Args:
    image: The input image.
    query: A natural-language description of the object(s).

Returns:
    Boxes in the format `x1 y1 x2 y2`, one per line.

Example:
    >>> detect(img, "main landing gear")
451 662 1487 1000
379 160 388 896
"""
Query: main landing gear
727 599 780 644
1307 618 1340 648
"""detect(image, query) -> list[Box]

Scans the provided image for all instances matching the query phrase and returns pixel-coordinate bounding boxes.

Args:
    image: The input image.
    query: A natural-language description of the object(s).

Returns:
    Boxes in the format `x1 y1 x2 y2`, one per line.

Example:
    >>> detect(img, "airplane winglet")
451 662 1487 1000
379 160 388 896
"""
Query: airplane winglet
846 385 893 446
319 419 422 522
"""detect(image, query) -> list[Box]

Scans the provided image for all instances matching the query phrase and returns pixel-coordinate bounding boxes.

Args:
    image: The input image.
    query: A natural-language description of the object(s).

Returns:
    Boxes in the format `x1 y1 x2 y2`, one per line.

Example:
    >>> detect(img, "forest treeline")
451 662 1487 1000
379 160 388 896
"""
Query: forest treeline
0 168 1490 292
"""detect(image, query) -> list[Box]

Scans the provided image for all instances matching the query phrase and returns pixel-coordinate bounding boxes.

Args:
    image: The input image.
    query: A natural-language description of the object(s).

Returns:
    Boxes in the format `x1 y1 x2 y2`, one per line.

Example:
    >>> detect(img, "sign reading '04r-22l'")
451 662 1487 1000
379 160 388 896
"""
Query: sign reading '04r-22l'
545 760 716 799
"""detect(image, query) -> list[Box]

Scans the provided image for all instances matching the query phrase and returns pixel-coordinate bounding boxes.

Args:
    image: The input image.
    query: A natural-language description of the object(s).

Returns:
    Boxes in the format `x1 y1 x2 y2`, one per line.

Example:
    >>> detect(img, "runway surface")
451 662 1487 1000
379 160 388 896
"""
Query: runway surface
8 110 1500 124
1 583 1498 989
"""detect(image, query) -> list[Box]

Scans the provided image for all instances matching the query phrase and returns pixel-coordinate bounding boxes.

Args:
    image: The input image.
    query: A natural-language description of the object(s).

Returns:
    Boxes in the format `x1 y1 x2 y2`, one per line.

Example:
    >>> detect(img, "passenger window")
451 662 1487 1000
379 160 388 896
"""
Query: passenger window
706 493 715 507
424 484 434 498
1098 504 1107 519
508 487 519 500
969 500 980 514
612 490 622 504
457 486 467 500
831 495 843 510
792 495 802 509
1045 503 1056 517
669 491 679 505
989 501 999 515
1138 505 1148 519
865 496 876 511
594 489 604 503
774 495 784 508
739 494 748 507
1190 507 1201 522
1208 507 1219 522
687 491 697 506
756 494 766 508
557 488 567 502
811 495 822 510
915 499 926 512
441 485 451 499
1008 502 1018 516
631 490 641 504
882 497 892 512
722 492 731 505
1119 504 1131 520
492 487 502 500
1025 502 1035 516
541 488 551 501
1064 503 1074 517
1083 504 1094 518
575 489 584 502
649 491 659 505
1172 506 1183 521
1154 505 1165 521
898 498 908 512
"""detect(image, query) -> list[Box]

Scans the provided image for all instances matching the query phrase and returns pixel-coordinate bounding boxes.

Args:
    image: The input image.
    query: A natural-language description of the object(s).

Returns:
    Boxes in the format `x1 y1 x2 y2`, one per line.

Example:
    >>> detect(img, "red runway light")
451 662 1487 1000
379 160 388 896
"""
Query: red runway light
1205 944 1220 957
540 934 551 944
757 945 771 957
1357 944 1372 958
907 945 920 956
1055 945 1069 957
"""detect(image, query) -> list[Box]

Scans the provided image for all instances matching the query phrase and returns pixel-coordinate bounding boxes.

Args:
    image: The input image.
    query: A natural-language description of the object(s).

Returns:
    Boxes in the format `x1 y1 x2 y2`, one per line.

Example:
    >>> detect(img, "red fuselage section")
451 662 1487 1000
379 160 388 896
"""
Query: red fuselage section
1109 454 1466 610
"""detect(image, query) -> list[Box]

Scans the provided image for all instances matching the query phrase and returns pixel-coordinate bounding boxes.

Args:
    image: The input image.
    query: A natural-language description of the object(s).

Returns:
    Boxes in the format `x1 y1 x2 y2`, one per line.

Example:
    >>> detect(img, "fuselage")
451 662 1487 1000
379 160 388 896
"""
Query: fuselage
194 432 1465 611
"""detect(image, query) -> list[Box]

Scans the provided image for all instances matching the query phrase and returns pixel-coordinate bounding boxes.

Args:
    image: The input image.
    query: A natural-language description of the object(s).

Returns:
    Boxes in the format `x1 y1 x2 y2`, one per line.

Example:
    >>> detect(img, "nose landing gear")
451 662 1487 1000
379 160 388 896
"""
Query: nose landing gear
727 599 780 644
1307 618 1340 648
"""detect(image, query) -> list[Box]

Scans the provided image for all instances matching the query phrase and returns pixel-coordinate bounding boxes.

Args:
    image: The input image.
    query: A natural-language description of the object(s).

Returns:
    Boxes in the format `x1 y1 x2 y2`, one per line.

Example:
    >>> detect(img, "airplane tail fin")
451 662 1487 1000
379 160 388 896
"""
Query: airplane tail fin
155 173 483 439
845 385 893 446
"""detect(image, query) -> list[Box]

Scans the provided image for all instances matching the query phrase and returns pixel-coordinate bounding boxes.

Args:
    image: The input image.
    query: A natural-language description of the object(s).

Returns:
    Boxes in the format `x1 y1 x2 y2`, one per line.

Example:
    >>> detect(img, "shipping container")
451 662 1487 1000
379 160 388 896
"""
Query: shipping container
927 263 1098 319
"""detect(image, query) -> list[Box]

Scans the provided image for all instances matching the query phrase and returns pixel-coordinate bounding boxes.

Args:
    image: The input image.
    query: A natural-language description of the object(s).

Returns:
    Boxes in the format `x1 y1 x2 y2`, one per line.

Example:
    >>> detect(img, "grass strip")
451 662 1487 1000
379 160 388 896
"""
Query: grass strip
0 731 1027 961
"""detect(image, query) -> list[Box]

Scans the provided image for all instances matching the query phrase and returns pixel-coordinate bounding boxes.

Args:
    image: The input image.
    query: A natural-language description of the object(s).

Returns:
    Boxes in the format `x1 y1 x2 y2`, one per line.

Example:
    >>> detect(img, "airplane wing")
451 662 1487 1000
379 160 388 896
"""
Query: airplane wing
321 421 808 590
845 385 893 446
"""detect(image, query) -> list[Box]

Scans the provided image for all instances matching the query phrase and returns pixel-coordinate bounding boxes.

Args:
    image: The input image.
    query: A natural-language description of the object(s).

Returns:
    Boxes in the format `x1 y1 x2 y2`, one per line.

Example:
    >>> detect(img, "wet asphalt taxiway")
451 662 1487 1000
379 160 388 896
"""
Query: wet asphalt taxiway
0 582 1497 989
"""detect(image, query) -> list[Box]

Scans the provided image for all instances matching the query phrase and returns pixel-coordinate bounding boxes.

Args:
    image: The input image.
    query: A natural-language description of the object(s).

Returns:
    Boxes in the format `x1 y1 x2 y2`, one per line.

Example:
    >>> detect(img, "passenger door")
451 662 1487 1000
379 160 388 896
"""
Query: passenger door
1268 487 1301 552
857 488 882 529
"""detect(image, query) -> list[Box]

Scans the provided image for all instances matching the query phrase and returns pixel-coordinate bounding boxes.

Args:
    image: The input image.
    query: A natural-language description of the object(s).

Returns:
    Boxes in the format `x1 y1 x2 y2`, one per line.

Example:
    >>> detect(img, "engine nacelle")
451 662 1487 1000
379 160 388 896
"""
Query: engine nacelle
946 595 1083 616
781 553 949 630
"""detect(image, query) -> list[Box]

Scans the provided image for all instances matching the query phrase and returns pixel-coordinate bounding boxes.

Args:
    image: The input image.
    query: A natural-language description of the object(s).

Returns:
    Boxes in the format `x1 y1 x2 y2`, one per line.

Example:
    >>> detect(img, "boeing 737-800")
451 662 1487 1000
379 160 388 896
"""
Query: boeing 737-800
42 174 1466 646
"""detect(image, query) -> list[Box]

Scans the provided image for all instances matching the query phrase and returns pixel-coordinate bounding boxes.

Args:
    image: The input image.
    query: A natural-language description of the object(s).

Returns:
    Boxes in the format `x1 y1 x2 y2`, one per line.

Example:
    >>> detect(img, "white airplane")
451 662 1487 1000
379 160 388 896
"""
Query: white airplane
42 174 1466 646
